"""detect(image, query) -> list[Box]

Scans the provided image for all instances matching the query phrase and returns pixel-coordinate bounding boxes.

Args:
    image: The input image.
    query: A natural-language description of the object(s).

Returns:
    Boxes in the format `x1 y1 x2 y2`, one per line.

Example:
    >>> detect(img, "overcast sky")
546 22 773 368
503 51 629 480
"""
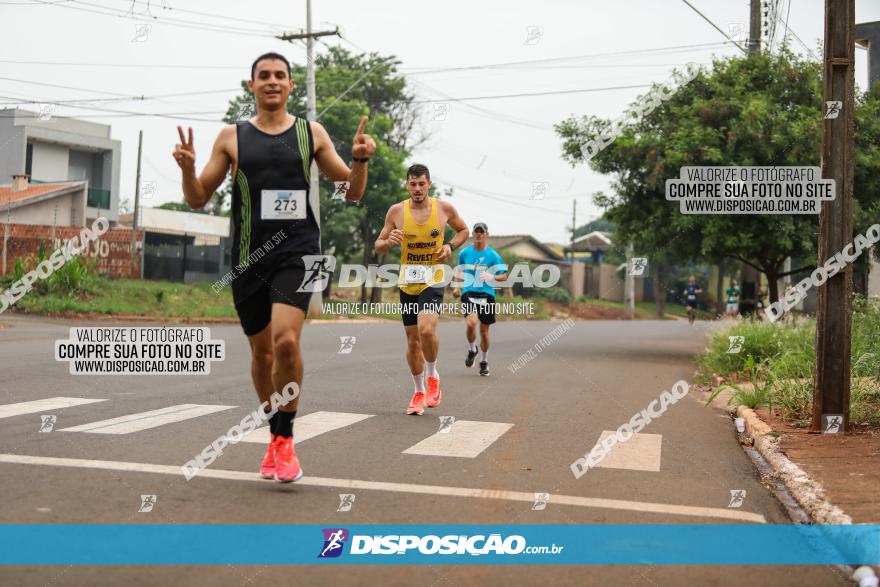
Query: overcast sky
3 0 879 243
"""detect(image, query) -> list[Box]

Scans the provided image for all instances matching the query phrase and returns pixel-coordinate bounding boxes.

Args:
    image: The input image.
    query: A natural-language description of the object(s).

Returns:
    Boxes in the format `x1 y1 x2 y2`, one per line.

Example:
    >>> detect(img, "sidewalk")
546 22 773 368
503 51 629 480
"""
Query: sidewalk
751 407 880 523
700 384 880 524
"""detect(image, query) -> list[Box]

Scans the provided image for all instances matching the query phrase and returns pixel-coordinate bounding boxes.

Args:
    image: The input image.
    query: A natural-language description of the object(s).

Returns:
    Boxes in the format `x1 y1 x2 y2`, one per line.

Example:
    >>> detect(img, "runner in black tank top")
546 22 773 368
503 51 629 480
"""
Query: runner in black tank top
173 52 376 484
230 117 319 307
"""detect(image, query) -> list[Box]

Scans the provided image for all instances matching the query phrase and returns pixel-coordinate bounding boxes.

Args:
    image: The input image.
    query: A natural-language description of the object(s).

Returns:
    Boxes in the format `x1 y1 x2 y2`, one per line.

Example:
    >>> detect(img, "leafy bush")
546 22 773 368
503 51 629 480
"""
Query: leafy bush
534 286 571 305
706 355 775 409
697 297 880 426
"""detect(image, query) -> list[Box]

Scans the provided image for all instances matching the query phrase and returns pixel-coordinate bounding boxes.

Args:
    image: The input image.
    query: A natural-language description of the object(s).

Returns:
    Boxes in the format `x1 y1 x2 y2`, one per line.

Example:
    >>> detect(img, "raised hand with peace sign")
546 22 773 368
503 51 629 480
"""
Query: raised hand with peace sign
173 126 196 171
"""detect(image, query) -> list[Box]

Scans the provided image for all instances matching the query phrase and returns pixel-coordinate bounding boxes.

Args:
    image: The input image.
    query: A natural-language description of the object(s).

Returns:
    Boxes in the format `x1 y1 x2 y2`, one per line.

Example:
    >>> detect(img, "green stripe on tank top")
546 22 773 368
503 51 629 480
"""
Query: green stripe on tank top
295 118 310 183
236 168 252 267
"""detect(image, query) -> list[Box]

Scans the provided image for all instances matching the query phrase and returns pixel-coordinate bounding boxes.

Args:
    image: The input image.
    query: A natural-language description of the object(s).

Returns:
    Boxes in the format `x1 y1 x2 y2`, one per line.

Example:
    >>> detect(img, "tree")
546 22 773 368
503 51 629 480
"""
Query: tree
556 51 880 305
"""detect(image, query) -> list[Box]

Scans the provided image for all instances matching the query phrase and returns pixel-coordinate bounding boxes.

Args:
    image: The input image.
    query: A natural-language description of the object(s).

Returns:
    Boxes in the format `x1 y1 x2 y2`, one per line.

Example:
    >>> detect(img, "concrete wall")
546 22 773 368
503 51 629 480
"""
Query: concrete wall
5 192 84 227
0 222 141 278
870 259 880 297
0 111 26 184
30 141 69 182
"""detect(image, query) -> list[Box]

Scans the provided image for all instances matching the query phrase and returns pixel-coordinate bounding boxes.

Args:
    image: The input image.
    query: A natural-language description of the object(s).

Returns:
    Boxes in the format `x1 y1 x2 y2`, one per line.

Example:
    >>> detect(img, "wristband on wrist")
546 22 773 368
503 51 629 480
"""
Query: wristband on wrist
352 156 369 163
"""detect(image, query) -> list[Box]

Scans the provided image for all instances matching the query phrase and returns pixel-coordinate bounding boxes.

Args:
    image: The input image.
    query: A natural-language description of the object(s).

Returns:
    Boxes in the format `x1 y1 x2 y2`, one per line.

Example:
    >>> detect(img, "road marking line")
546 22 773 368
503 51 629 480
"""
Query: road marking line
240 411 375 444
592 431 662 472
403 420 513 458
0 453 766 523
58 404 236 434
0 397 106 419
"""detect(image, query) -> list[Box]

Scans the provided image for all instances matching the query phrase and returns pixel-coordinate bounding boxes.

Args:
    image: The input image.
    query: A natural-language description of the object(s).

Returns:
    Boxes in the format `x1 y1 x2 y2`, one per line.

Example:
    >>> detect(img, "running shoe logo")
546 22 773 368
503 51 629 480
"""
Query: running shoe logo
318 528 349 558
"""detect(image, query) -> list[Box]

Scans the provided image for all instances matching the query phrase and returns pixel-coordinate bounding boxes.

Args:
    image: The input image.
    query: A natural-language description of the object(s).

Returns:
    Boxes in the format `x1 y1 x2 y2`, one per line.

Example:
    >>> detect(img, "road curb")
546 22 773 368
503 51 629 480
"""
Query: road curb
735 405 852 525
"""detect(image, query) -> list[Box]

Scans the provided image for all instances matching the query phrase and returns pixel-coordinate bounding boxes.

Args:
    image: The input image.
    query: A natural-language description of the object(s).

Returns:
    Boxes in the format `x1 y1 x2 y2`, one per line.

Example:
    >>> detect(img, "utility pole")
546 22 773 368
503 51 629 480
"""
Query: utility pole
749 0 762 55
570 200 576 263
734 0 764 316
277 4 339 316
131 130 143 278
624 243 635 320
813 0 855 433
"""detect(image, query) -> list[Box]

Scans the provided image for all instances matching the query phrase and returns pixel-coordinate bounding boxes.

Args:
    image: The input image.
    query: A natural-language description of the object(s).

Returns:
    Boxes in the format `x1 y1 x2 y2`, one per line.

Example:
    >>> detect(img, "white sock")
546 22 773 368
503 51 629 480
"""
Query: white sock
468 341 477 352
480 349 489 362
425 360 438 378
412 372 425 392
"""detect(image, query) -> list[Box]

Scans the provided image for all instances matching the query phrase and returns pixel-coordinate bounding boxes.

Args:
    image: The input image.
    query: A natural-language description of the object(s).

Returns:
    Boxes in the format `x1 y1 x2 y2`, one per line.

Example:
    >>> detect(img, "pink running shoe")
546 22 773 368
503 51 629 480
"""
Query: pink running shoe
274 435 303 483
260 433 276 479
425 376 442 408
407 391 427 415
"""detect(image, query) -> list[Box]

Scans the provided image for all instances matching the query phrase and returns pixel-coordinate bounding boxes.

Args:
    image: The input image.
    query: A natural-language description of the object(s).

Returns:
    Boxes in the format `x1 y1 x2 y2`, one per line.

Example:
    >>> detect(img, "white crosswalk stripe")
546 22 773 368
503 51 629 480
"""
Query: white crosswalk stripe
591 431 663 471
403 420 514 458
240 411 375 444
59 404 237 434
0 397 106 419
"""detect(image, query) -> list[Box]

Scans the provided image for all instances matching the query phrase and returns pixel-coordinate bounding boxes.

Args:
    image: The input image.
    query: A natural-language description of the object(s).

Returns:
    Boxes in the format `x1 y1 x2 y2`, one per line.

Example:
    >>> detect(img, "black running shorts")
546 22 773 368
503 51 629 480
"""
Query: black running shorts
399 286 445 327
234 257 313 336
461 291 496 325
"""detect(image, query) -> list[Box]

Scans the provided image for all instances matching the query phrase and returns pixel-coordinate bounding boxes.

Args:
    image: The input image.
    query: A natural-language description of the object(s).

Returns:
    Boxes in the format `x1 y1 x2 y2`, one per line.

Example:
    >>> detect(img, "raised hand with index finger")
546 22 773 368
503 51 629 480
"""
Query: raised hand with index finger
351 116 376 162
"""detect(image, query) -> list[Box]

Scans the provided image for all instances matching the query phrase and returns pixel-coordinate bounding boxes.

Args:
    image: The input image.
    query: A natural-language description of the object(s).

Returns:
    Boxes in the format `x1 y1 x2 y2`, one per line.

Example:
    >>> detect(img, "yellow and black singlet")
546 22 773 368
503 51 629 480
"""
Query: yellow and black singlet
399 198 445 295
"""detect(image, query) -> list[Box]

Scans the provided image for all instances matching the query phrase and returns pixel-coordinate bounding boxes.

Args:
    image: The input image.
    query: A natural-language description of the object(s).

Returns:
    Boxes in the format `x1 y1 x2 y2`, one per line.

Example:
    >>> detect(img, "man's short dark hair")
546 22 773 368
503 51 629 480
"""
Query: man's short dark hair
251 52 291 81
407 164 430 180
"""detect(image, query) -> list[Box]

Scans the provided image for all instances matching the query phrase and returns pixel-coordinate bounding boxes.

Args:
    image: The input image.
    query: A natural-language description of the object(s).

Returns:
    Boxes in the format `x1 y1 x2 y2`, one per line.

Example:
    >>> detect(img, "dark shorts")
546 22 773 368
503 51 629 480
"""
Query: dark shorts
399 286 445 327
234 258 312 336
461 291 496 325
685 296 698 309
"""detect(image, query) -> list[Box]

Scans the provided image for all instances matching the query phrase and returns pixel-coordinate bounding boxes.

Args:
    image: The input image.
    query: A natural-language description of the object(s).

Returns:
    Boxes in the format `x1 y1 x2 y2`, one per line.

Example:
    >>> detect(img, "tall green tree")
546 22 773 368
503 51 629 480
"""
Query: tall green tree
557 51 880 304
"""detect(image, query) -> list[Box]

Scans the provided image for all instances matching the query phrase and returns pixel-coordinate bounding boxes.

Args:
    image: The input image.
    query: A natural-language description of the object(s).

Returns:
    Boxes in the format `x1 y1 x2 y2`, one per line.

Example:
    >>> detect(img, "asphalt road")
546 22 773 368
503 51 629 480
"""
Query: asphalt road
0 314 850 586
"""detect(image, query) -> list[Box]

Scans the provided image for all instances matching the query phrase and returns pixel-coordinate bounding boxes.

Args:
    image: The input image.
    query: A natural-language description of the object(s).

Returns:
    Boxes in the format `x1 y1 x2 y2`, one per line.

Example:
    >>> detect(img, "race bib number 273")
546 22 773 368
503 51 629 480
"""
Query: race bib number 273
262 190 306 220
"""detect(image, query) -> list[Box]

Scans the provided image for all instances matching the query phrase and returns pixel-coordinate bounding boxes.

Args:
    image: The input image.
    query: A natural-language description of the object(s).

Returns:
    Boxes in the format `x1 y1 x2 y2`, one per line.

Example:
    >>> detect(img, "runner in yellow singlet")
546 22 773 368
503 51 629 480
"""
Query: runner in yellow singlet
374 164 469 415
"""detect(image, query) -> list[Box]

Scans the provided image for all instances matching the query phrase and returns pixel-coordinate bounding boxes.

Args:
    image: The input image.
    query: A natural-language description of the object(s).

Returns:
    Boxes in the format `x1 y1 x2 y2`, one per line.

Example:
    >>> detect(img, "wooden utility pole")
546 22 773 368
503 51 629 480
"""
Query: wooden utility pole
570 200 576 263
749 0 762 55
624 243 635 320
812 0 855 433
131 130 143 278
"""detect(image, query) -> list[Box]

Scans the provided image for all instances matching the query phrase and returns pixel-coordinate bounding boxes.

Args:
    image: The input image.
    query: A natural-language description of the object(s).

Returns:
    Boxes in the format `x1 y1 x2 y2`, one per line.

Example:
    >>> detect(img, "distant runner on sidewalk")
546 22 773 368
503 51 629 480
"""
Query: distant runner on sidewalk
725 280 741 317
682 274 702 325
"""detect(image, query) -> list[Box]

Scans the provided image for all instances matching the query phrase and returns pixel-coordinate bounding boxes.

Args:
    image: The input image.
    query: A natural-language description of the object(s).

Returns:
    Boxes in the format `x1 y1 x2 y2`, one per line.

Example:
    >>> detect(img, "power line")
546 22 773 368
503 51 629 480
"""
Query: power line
0 95 226 122
678 0 748 54
0 59 247 69
410 83 651 103
432 176 575 217
400 41 732 74
101 0 302 30
29 0 281 37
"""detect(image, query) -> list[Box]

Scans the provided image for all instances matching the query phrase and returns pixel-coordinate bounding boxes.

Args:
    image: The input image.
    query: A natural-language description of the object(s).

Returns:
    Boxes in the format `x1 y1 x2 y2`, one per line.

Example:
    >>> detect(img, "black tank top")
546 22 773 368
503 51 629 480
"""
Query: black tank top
231 117 320 300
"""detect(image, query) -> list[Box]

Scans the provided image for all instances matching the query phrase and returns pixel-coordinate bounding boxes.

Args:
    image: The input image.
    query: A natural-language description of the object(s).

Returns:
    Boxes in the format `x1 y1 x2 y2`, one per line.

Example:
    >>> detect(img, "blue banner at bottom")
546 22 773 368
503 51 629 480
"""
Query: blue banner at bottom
0 525 878 565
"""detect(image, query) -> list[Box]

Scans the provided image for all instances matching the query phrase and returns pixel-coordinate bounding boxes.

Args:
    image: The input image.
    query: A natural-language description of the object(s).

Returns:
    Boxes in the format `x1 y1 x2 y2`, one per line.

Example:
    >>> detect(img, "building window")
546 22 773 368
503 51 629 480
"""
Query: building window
25 143 33 176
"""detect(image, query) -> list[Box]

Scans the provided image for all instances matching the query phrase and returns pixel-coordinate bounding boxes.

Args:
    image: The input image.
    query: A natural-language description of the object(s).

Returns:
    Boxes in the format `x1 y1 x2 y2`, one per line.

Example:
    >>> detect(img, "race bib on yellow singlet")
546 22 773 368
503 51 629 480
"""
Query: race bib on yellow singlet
403 265 429 284
262 189 306 220
403 265 445 285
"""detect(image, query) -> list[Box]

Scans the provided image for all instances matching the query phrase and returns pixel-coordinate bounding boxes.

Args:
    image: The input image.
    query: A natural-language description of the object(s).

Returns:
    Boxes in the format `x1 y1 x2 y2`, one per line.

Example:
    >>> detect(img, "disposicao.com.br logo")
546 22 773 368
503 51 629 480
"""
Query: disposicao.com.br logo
318 528 563 558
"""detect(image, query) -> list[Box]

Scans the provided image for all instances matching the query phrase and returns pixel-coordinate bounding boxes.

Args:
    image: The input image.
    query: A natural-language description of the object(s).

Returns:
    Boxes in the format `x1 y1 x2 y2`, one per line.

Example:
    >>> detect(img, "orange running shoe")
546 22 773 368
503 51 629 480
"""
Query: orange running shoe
260 433 276 479
274 435 303 483
425 376 442 408
407 391 426 415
